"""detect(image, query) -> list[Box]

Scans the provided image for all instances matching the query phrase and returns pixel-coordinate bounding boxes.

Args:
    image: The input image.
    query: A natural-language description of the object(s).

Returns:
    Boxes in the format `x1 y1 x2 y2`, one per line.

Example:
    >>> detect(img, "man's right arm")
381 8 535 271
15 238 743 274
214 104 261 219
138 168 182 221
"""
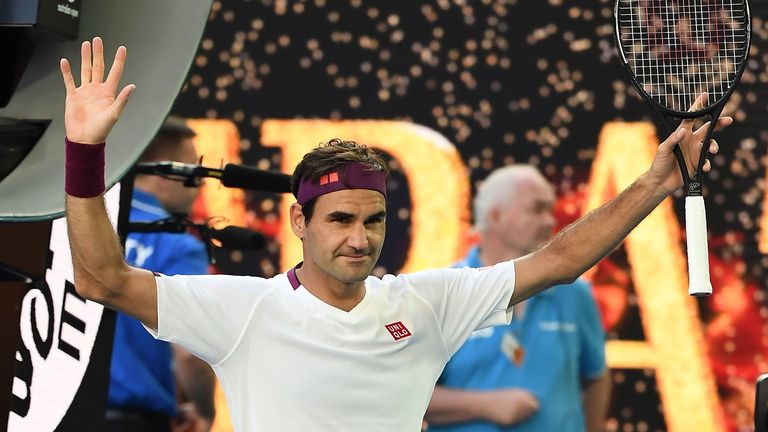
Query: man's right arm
60 37 155 327
173 344 216 428
426 386 539 426
66 194 157 328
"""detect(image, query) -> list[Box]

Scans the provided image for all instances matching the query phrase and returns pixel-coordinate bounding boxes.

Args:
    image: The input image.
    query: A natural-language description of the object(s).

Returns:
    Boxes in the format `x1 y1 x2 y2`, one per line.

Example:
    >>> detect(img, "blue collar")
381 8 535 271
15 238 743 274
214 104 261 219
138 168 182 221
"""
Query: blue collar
131 188 169 218
459 246 484 268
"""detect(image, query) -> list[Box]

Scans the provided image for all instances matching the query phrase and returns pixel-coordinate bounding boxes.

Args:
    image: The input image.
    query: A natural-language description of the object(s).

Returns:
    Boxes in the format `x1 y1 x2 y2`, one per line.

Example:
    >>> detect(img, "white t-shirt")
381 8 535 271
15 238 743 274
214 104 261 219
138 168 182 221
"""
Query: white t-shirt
147 261 515 431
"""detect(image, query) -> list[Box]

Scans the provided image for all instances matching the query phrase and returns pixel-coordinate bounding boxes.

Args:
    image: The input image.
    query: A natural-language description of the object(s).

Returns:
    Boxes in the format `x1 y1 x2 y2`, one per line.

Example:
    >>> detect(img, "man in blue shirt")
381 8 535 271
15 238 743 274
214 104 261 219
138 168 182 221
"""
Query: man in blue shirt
427 165 611 432
105 118 215 432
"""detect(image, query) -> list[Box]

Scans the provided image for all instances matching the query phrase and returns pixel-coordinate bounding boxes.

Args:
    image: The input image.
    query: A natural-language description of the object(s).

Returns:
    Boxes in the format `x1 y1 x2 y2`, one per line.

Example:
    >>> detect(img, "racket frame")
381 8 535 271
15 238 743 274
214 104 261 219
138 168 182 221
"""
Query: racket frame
613 0 751 192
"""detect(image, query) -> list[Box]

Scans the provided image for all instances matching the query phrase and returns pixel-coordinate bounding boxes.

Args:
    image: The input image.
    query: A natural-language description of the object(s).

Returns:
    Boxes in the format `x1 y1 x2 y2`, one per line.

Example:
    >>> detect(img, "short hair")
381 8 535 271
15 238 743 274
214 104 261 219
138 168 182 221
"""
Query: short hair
138 116 196 163
291 138 388 222
473 165 548 233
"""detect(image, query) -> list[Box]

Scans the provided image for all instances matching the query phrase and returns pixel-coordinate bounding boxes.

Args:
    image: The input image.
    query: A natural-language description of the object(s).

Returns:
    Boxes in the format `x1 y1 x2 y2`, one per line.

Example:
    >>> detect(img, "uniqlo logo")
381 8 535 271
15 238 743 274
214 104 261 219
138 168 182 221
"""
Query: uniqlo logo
385 321 412 341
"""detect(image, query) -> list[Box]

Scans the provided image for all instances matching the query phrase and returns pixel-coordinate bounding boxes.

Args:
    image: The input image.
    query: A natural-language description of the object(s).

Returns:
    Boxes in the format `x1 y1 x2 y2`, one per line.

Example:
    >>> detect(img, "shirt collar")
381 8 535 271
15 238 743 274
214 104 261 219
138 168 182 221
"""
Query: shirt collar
131 188 169 218
458 246 484 268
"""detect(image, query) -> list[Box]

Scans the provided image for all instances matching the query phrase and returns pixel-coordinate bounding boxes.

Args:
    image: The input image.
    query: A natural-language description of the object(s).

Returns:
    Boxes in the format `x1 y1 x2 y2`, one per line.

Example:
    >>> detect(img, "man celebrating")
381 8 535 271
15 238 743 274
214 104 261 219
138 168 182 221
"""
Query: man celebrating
60 38 726 431
426 165 610 432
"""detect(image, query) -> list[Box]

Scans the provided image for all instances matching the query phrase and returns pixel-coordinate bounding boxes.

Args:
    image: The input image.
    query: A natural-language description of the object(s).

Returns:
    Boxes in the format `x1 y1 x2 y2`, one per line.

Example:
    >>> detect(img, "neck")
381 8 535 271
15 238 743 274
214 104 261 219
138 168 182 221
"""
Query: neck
133 178 155 195
295 262 365 312
478 237 524 266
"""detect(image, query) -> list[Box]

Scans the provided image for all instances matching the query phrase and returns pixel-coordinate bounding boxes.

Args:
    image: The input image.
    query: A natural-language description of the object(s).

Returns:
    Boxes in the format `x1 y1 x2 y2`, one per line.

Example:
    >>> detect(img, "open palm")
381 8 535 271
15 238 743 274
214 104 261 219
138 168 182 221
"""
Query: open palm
60 37 135 144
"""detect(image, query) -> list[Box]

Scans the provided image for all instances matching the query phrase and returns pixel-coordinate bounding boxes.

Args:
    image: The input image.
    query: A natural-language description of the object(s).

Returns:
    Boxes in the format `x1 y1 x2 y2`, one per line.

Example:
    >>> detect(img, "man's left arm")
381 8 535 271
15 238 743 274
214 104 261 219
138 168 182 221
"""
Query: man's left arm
512 110 730 306
582 371 611 432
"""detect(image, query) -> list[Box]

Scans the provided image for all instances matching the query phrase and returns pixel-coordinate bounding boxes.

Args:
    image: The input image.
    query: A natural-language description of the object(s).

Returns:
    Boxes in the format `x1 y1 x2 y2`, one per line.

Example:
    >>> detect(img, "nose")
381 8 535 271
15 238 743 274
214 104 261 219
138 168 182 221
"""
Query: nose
543 210 557 230
347 222 369 251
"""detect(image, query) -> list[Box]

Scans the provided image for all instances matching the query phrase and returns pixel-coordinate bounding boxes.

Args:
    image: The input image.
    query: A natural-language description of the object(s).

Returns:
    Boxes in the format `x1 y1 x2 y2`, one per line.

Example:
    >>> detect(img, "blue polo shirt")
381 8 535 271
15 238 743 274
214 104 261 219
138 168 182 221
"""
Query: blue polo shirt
106 188 208 417
431 247 606 432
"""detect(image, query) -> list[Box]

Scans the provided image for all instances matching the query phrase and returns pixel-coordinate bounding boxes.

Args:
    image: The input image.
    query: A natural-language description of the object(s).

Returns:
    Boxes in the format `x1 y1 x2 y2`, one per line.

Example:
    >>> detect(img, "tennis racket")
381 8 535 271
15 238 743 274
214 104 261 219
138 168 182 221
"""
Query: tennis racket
614 0 751 296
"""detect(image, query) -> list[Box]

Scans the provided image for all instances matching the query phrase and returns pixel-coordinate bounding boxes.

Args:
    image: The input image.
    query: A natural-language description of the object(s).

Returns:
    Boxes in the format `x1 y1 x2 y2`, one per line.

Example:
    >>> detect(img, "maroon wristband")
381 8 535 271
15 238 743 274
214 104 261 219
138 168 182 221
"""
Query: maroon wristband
65 137 106 198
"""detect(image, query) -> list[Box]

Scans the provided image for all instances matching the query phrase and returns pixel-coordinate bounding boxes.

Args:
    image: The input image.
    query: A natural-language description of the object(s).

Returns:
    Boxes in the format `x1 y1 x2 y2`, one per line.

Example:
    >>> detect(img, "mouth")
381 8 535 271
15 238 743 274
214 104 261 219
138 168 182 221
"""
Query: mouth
340 254 369 263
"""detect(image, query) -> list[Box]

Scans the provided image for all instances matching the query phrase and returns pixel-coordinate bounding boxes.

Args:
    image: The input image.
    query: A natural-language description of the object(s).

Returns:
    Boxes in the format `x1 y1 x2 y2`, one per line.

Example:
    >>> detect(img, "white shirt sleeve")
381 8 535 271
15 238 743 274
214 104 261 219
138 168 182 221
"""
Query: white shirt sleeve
402 260 515 356
144 274 271 365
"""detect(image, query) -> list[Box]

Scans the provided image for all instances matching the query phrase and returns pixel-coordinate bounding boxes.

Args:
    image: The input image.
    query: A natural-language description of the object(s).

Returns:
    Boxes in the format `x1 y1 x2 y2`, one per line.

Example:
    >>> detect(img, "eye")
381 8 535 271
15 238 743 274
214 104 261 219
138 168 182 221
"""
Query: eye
365 215 386 225
327 211 355 224
532 204 552 215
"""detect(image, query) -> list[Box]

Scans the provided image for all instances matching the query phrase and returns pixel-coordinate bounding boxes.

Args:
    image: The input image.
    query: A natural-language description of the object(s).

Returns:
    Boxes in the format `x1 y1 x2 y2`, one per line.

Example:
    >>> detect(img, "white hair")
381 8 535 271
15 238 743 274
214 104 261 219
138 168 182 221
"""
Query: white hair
473 165 548 233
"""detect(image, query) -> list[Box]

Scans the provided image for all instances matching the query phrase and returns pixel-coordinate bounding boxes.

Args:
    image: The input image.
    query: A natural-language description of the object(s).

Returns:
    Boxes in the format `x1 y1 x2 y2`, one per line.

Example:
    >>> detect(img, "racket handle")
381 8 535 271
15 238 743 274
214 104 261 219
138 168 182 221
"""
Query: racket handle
685 196 712 297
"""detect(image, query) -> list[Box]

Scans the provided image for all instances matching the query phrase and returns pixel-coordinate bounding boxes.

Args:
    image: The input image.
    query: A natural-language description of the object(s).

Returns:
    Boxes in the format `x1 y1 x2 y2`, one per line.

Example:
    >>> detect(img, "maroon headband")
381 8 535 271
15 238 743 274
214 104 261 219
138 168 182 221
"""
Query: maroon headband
297 162 386 205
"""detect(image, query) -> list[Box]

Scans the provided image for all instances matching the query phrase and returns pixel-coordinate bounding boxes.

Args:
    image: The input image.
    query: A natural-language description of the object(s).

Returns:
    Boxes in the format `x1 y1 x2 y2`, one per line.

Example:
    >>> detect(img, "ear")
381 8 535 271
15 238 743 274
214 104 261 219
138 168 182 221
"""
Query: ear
289 203 306 239
487 206 502 228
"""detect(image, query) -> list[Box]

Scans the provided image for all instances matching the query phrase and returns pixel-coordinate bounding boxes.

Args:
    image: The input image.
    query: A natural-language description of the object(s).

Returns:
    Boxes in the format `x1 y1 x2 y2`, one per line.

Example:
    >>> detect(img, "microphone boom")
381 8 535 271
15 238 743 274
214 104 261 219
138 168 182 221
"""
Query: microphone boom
134 161 291 193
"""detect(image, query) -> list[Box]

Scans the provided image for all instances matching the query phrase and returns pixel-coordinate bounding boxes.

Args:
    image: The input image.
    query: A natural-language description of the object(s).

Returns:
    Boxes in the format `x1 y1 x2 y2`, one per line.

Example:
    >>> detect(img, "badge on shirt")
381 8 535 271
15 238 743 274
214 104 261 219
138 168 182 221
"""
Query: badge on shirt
385 321 412 341
501 331 524 366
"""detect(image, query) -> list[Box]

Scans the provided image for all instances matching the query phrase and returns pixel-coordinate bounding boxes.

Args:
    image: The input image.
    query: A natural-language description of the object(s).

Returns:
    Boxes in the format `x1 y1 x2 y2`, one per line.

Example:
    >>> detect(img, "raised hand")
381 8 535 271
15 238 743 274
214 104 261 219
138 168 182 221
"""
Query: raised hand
60 37 135 144
648 92 731 194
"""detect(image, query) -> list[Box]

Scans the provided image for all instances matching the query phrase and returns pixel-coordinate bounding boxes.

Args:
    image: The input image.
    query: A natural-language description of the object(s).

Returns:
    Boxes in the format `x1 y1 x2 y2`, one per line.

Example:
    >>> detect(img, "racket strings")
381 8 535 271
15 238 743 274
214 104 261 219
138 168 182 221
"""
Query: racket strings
617 0 748 112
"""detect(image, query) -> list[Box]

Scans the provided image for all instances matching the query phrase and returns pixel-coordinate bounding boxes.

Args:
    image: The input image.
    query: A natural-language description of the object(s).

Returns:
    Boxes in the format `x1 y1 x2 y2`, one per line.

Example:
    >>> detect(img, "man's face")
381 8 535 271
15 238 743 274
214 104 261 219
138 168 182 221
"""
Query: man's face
160 137 200 214
297 189 386 284
489 177 557 256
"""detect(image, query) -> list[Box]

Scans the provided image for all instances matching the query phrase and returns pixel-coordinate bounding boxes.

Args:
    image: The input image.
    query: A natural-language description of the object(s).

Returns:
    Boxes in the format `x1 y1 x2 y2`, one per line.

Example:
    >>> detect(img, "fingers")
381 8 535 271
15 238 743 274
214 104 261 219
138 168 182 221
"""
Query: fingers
108 84 136 119
692 116 733 142
693 117 733 136
708 139 719 154
76 38 128 90
688 92 708 113
80 41 92 85
59 58 76 93
92 37 105 84
693 121 711 138
659 127 688 154
105 46 127 91
714 116 733 131
694 117 733 136
681 92 709 130
693 140 719 175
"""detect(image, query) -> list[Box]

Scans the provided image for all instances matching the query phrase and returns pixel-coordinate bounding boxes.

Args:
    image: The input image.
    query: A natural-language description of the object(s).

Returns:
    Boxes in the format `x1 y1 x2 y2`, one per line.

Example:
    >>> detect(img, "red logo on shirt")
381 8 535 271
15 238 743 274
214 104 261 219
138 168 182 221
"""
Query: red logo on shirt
385 321 412 341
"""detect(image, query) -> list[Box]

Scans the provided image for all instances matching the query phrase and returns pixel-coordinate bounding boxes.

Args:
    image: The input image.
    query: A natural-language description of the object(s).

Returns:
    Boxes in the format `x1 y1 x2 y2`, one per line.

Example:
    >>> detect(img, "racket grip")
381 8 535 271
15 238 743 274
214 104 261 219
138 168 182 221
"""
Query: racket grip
685 196 712 297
